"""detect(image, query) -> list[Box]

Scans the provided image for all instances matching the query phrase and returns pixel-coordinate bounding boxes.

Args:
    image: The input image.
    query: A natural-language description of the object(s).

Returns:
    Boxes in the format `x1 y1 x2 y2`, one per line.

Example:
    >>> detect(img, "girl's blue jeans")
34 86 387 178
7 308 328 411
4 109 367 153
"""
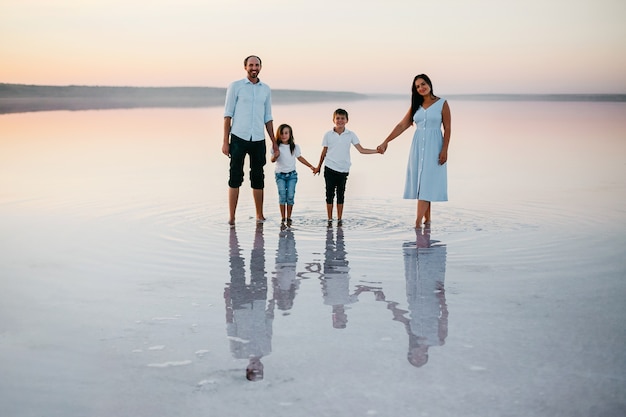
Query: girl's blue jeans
275 171 298 205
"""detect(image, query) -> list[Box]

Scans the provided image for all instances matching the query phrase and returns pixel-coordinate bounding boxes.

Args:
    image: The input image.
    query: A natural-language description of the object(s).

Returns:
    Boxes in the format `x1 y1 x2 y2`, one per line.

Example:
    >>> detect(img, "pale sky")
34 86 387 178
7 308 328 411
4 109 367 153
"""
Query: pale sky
1 0 625 94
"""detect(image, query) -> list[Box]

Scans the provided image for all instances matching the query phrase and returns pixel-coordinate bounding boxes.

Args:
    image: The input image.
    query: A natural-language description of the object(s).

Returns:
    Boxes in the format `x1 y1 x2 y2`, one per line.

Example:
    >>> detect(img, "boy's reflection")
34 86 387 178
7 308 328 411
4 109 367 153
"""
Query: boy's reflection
320 227 371 329
272 229 300 313
388 226 448 367
224 224 273 381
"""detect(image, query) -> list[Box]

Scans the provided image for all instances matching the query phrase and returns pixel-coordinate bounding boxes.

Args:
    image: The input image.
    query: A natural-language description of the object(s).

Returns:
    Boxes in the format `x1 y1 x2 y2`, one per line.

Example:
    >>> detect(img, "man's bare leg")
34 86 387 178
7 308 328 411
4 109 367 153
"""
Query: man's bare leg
228 187 239 225
253 188 265 222
326 203 333 221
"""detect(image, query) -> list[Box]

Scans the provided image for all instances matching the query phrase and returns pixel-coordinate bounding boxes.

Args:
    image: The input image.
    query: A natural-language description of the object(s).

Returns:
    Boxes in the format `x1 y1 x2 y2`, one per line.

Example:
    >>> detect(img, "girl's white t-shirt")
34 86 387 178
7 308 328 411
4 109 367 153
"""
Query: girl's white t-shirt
271 143 301 173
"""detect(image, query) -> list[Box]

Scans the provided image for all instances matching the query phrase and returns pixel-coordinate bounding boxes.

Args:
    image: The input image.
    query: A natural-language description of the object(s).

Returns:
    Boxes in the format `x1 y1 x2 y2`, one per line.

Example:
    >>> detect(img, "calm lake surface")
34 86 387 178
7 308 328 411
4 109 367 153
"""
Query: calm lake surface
1 99 625 417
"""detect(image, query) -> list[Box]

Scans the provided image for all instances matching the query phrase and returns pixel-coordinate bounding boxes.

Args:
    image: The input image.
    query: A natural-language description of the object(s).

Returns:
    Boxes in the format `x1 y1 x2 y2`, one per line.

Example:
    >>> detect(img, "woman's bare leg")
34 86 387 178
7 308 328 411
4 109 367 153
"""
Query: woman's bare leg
424 203 431 224
416 200 430 228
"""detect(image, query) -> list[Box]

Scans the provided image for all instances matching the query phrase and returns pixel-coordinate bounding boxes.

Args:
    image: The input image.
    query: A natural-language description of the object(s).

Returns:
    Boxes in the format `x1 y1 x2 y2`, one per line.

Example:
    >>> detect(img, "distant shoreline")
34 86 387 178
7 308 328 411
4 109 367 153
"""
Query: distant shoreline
0 84 369 114
1 83 624 114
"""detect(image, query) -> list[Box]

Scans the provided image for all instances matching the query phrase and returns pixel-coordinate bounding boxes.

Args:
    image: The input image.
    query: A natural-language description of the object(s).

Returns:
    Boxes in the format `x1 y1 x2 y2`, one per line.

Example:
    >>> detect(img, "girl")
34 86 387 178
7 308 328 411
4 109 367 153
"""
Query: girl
270 124 316 227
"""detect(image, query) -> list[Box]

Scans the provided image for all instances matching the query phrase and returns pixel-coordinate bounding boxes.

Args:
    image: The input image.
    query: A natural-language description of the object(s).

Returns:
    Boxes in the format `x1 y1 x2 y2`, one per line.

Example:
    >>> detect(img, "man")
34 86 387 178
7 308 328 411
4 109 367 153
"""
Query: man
224 225 273 382
222 55 279 225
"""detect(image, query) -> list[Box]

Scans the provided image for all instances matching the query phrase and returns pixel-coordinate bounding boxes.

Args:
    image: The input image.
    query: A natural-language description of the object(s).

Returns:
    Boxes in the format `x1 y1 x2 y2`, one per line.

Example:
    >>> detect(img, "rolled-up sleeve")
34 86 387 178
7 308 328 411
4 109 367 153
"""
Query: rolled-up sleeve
224 82 238 118
264 89 273 124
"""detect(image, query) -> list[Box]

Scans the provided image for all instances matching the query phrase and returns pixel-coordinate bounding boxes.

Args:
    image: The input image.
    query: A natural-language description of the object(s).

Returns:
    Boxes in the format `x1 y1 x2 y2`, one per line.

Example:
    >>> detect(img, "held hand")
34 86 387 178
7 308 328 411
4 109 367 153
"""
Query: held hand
222 143 230 157
377 143 388 154
438 149 448 165
313 167 320 175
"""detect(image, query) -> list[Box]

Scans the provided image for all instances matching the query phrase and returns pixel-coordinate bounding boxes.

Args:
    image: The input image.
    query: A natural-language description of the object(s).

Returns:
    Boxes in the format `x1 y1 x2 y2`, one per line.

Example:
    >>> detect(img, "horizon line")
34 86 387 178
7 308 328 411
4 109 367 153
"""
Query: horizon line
1 83 625 98
1 83 625 114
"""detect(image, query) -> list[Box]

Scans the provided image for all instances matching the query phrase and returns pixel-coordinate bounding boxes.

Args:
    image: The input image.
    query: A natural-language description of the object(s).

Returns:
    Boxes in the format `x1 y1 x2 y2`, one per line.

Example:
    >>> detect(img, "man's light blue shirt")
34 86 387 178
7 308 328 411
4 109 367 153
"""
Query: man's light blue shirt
224 78 273 141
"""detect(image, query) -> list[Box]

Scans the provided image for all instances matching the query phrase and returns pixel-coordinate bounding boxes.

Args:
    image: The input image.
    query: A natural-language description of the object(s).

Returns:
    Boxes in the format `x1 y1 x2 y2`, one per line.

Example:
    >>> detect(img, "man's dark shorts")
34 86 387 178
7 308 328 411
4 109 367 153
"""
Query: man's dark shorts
228 134 266 189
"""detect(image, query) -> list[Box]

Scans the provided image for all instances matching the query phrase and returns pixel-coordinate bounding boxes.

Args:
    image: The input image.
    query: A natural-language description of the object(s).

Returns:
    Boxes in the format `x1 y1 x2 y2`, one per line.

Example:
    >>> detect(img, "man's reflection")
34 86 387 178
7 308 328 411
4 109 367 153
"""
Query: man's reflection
223 224 273 381
272 228 300 314
388 226 448 367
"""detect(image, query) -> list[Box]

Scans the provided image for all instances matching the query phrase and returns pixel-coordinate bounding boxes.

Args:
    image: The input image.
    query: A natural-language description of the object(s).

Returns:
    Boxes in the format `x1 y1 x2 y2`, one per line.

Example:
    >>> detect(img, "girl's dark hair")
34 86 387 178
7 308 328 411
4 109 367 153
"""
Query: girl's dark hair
410 74 435 117
275 124 296 154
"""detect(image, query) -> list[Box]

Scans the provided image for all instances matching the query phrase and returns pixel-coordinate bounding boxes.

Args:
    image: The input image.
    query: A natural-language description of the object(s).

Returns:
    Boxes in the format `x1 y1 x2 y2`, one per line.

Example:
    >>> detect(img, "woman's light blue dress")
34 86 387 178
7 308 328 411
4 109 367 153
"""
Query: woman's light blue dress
404 98 448 201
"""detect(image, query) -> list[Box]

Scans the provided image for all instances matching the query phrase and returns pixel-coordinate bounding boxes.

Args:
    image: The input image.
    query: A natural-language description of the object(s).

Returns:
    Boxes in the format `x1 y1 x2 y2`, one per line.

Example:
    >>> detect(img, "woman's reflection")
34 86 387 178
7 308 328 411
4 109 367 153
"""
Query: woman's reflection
388 226 448 367
223 224 273 381
272 228 300 314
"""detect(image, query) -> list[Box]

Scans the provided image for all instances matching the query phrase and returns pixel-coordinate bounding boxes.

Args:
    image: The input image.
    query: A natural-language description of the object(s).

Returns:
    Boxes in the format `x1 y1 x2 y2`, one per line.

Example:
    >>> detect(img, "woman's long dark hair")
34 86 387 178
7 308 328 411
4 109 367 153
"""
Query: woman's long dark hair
275 124 296 154
410 74 435 117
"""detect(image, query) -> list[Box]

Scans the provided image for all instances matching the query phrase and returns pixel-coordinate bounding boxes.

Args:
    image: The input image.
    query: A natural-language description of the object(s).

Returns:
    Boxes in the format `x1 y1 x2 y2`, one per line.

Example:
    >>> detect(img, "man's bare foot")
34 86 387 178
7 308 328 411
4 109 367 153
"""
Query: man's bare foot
256 216 266 224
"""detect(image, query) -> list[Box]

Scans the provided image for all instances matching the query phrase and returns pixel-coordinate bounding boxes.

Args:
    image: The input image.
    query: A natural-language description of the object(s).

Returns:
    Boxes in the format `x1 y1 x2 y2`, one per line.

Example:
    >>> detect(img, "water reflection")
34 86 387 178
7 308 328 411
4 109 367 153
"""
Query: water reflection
223 223 448 376
319 227 377 329
320 227 351 329
272 229 300 314
388 226 448 367
224 225 273 381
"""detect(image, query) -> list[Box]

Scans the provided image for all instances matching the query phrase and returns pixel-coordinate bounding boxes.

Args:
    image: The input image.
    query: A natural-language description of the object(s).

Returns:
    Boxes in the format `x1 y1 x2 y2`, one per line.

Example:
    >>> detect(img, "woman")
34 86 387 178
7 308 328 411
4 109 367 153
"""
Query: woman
377 74 451 228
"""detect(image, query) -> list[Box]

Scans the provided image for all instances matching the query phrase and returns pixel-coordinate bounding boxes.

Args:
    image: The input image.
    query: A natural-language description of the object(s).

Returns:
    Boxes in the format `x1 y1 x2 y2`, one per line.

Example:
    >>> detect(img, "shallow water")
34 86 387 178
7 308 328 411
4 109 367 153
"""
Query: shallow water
1 100 625 416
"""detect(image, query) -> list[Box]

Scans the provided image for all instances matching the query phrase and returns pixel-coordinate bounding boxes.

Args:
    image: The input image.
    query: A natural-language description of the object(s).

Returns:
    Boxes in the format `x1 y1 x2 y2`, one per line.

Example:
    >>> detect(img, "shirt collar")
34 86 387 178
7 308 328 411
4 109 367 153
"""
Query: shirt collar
244 77 263 86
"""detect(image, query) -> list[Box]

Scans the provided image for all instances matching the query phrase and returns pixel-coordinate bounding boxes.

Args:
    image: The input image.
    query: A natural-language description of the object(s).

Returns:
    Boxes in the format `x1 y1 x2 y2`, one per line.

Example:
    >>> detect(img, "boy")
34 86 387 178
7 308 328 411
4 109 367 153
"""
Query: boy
315 108 378 227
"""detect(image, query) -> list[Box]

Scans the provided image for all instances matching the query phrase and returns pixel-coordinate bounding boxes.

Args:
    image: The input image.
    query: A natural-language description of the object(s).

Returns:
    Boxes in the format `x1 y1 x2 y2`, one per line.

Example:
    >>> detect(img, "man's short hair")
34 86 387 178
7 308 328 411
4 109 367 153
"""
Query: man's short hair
244 55 262 66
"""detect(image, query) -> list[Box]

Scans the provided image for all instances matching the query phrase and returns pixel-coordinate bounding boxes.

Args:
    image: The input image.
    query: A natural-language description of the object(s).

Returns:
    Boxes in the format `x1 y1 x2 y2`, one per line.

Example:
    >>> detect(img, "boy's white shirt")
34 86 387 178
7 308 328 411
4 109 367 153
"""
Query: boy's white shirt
322 128 360 173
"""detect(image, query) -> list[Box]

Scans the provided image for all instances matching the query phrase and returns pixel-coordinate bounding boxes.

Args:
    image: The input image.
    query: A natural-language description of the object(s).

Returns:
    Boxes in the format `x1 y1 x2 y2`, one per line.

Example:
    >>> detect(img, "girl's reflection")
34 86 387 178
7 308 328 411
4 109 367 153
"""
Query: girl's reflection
272 228 300 313
388 226 448 367
223 224 273 381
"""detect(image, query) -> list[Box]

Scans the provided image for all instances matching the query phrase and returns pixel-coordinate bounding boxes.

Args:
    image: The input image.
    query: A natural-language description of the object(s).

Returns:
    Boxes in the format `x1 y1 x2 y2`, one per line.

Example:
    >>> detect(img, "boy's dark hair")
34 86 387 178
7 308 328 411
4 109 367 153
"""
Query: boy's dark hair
333 108 349 121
